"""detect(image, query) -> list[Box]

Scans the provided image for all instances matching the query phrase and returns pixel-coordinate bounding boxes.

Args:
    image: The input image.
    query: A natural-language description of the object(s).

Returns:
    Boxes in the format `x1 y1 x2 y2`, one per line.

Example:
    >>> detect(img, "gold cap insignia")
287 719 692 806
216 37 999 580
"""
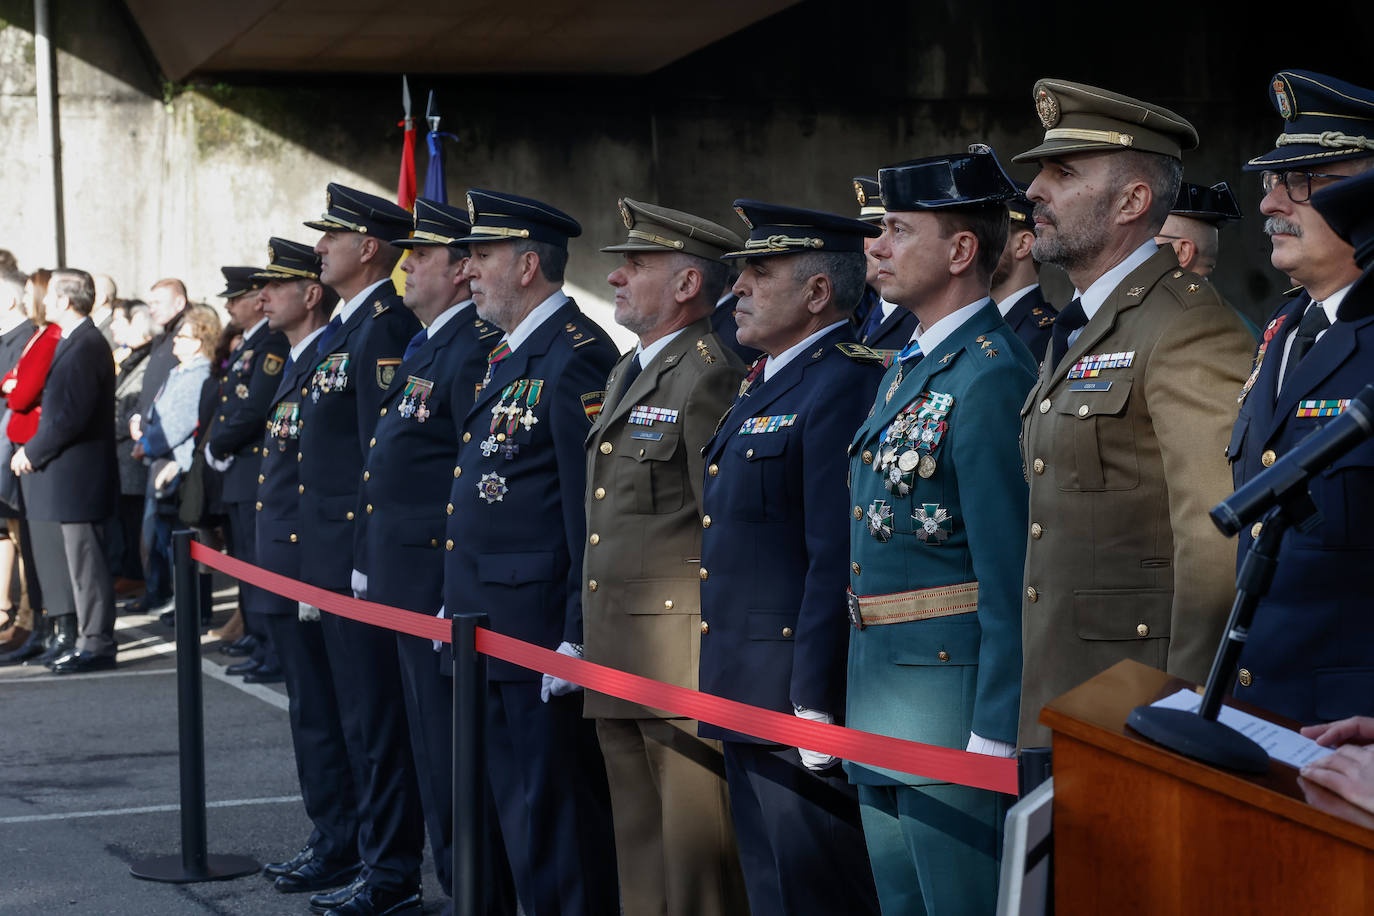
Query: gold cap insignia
1273 77 1294 120
1036 88 1060 129
466 193 476 224
853 180 867 206
267 245 276 263
619 199 634 229
734 205 753 230
325 189 333 210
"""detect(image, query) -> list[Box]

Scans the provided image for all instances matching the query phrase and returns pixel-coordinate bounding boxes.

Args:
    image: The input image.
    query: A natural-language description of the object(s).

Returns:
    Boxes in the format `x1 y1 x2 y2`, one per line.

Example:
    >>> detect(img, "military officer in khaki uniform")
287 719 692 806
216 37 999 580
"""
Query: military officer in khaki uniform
1013 80 1255 746
556 199 748 916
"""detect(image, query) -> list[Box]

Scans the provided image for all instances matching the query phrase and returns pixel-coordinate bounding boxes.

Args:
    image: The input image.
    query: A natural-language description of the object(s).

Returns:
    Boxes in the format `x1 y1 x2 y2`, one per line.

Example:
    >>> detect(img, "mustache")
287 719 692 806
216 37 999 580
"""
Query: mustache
1032 203 1056 228
1264 216 1302 238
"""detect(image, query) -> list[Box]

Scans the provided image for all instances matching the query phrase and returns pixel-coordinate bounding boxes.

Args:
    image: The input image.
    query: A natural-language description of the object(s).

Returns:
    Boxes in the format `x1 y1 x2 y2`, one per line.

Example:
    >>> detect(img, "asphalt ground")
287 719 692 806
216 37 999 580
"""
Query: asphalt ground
0 581 449 915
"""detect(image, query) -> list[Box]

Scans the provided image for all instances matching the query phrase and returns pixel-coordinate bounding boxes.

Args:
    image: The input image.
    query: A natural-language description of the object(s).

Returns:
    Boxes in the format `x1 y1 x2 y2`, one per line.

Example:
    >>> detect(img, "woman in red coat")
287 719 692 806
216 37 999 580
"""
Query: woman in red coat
4 270 61 443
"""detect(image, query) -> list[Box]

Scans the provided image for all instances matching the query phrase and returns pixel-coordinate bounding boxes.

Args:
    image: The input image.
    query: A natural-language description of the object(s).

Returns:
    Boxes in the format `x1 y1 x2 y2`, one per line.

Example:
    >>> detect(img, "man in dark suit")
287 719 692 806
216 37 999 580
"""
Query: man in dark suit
297 183 425 916
442 189 620 916
989 187 1058 362
1226 70 1374 725
205 265 288 681
249 240 363 896
353 199 513 915
12 269 118 674
697 200 883 916
852 176 919 352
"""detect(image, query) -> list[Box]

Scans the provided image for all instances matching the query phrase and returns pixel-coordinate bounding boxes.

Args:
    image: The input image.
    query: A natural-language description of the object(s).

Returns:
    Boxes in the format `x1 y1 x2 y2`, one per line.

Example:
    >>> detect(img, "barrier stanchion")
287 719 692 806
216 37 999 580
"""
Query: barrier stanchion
130 530 259 884
452 612 488 916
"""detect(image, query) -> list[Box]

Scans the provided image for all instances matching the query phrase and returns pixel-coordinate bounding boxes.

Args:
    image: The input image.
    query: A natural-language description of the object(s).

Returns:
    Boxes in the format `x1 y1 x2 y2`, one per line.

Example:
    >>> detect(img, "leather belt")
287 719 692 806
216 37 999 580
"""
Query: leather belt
847 582 979 630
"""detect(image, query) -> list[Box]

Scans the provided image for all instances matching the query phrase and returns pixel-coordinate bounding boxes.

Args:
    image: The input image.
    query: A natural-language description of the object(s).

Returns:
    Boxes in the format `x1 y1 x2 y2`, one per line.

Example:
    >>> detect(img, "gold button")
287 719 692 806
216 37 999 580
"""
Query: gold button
1033 457 1045 475
699 568 709 580
862 450 873 464
297 484 304 494
700 621 709 634
1238 668 1253 687
430 538 438 548
1261 449 1276 468
702 515 712 529
664 600 674 610
588 579 598 592
1136 623 1150 637
289 533 298 543
853 506 862 520
1031 522 1043 539
363 470 370 481
1251 521 1263 539
638 448 645 457
852 562 861 575
708 464 719 477
258 474 265 484
1077 404 1089 418
346 511 354 520
496 433 506 442
938 650 950 662
221 395 227 403
380 407 387 417
746 448 754 458
446 539 454 550
301 387 308 396
1026 586 1038 603
599 442 613 455
594 487 606 500
589 533 600 545
1039 398 1051 414
782 626 794 638
454 466 462 478
446 503 454 515
255 500 262 510
366 504 373 514
369 437 376 447
462 432 471 443
297 453 302 462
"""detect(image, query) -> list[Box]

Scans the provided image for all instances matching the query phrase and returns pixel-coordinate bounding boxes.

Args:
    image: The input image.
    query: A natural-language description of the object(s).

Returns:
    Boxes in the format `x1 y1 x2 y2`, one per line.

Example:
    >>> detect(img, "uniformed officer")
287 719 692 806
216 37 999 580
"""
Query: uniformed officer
698 199 883 916
1226 70 1374 724
298 183 426 916
1154 180 1242 278
1013 80 1255 747
247 240 363 895
852 176 919 351
352 198 514 914
989 185 1058 361
570 198 748 916
205 264 288 682
442 189 620 916
847 148 1037 914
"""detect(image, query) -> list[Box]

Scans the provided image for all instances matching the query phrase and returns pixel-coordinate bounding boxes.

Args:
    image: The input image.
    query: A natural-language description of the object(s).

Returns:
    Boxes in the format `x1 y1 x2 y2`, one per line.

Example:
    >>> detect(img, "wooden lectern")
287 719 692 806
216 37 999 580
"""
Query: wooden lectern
1042 660 1374 913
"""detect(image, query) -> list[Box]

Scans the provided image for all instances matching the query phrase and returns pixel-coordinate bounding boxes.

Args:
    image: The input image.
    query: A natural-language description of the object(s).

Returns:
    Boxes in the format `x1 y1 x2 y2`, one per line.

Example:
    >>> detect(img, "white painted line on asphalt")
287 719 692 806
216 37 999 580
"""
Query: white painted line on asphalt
115 620 291 712
0 795 303 825
0 668 174 683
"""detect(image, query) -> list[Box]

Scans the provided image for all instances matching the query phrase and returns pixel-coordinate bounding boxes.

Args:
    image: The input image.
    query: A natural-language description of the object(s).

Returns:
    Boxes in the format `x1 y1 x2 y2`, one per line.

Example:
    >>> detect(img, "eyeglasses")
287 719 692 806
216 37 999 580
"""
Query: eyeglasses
1260 170 1349 203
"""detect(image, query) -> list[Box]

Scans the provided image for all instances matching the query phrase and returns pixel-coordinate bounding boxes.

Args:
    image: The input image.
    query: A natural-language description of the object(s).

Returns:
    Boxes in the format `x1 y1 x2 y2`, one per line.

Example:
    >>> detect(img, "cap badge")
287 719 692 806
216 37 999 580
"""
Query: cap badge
1036 88 1060 129
325 190 333 210
734 205 754 230
619 199 634 229
1273 77 1294 120
466 193 477 224
853 181 867 206
267 245 276 263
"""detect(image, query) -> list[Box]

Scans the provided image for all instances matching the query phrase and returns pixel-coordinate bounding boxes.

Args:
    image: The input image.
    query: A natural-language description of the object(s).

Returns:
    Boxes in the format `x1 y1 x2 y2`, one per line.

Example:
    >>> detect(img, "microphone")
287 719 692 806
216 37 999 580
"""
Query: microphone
1211 384 1374 536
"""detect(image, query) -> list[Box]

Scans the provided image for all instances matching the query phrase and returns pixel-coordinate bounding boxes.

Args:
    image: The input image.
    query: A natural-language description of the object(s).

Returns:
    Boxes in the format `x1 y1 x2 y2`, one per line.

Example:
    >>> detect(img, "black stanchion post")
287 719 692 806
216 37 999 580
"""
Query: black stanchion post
130 530 259 883
452 612 488 916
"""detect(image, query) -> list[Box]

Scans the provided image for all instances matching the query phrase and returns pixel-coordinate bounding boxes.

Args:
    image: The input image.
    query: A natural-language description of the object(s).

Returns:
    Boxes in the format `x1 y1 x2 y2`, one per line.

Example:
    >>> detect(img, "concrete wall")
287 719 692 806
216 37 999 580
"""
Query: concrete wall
1 0 1370 347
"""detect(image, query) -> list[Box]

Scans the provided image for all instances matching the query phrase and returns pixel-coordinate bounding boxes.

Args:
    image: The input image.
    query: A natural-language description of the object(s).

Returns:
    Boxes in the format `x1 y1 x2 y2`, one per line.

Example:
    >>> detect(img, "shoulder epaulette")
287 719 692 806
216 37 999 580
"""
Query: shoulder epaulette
564 322 598 349
473 317 501 340
835 342 898 367
371 299 390 317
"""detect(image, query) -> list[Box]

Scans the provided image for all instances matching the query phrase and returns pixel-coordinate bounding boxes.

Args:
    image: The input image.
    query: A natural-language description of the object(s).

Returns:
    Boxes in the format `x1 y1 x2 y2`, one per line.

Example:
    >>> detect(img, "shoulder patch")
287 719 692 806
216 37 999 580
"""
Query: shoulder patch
262 353 284 376
580 391 605 423
835 342 897 368
376 358 401 389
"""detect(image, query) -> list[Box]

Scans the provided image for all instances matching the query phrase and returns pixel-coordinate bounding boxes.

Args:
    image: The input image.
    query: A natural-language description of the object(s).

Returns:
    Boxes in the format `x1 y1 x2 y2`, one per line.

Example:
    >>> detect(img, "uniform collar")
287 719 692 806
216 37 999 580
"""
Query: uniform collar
633 326 688 369
426 299 473 339
995 284 1037 317
503 289 569 353
912 297 990 354
335 277 390 325
764 319 846 382
244 316 270 341
1077 240 1158 323
290 324 326 362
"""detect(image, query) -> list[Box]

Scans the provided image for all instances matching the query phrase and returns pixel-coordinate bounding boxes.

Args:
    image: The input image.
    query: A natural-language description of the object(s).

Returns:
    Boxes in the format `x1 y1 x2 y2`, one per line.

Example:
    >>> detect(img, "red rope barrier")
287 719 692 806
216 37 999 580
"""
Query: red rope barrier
191 541 1019 794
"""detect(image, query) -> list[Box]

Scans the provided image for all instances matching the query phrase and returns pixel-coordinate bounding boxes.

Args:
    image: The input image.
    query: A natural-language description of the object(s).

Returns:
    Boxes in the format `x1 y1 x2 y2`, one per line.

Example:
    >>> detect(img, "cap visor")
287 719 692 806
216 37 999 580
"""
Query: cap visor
719 247 793 260
1243 145 1373 171
302 217 352 232
392 238 452 250
1012 138 1126 163
600 240 671 254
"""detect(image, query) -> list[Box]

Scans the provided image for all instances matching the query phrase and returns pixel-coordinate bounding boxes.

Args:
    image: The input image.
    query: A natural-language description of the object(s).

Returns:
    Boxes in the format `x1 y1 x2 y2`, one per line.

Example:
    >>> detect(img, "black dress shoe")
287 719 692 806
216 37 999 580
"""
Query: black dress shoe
275 858 362 895
309 872 367 910
263 844 315 877
226 659 260 676
243 664 284 684
51 653 117 675
221 635 259 657
323 884 421 916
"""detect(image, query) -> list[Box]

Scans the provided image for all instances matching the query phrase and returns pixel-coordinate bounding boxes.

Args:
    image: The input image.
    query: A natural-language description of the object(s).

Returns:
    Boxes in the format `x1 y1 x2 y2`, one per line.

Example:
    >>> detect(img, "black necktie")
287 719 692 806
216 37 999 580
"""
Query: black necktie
1049 298 1088 369
1283 303 1331 389
314 315 344 355
620 355 644 394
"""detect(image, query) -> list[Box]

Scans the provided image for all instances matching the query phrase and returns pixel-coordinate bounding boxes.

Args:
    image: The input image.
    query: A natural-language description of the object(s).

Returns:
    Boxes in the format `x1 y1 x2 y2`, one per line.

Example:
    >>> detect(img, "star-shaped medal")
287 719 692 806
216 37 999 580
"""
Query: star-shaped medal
477 472 508 504
912 504 952 543
867 500 893 542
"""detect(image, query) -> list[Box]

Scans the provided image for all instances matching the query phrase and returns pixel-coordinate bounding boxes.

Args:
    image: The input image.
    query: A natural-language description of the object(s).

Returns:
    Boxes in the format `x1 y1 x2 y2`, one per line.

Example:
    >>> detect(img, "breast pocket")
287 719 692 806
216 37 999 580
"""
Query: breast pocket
1317 435 1374 548
1054 379 1138 491
729 433 790 522
614 430 686 515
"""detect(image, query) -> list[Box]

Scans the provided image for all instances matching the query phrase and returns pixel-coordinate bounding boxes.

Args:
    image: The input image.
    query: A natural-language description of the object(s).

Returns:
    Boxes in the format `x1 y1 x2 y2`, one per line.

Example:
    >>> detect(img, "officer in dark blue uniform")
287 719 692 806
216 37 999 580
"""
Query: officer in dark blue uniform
989 186 1057 362
698 200 884 916
1156 180 1243 278
247 240 364 895
353 198 514 915
206 263 288 682
441 189 620 916
298 183 426 916
1227 70 1374 725
852 176 919 352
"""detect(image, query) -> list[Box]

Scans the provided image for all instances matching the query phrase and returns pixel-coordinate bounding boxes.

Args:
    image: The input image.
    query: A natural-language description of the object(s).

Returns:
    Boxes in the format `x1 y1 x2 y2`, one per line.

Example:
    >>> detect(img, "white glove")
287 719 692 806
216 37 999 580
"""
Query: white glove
540 641 584 703
794 706 837 770
298 602 320 622
204 441 233 472
965 732 1016 758
432 605 446 652
350 568 368 600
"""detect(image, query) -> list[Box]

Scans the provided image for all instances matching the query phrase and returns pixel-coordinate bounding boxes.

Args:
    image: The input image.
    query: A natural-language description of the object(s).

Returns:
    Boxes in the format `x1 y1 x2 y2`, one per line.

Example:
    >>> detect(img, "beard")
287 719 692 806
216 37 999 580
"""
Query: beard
1030 195 1113 271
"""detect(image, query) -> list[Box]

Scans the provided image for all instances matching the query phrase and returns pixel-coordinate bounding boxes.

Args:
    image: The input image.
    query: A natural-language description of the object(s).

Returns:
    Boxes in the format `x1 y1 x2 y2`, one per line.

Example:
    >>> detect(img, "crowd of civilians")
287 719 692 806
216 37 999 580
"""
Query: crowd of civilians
0 248 245 674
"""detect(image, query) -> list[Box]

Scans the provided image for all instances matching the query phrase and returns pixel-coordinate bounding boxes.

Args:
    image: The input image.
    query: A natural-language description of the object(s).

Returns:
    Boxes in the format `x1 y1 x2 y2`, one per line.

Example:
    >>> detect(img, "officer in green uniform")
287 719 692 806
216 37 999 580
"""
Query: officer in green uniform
846 147 1037 915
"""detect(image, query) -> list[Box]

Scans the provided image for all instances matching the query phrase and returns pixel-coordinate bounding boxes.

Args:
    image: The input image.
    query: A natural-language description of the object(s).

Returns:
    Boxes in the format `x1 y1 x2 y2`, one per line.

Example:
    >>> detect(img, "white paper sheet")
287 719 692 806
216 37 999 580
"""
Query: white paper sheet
1148 688 1336 768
